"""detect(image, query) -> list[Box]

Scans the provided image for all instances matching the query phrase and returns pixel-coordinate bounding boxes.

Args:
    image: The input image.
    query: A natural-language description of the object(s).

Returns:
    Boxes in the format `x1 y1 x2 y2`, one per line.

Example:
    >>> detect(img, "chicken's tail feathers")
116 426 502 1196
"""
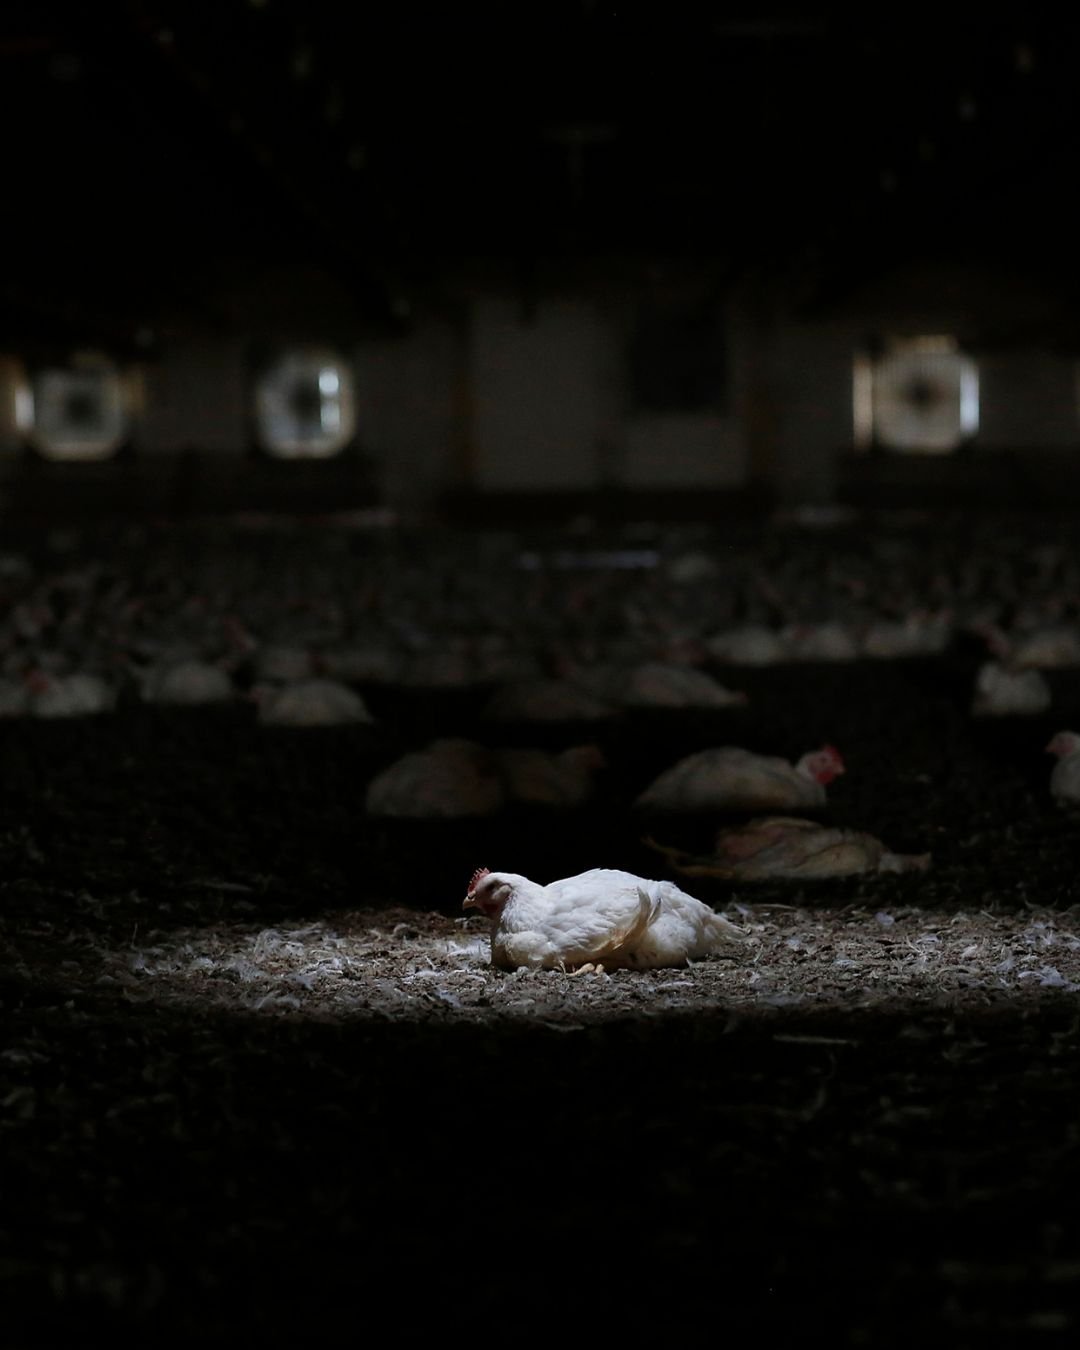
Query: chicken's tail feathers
708 909 752 942
638 884 664 926
586 886 658 965
658 879 750 942
624 885 662 947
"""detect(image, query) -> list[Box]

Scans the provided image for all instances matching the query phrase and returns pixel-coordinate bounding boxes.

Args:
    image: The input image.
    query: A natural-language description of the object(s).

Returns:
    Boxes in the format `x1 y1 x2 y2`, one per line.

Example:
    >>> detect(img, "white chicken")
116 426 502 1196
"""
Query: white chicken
140 659 235 706
647 816 930 880
971 661 1051 717
29 672 116 718
572 662 746 710
254 678 373 727
1011 626 1080 670
462 865 746 971
366 739 505 818
705 624 788 666
1046 731 1080 807
975 617 1080 672
635 744 844 813
781 621 860 663
495 744 606 808
365 740 605 816
861 610 953 660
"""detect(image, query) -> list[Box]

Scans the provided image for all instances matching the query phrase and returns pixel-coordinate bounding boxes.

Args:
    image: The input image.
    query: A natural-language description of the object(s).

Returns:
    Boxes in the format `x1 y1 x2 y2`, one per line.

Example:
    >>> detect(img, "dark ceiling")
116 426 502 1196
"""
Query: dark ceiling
1 3 1078 342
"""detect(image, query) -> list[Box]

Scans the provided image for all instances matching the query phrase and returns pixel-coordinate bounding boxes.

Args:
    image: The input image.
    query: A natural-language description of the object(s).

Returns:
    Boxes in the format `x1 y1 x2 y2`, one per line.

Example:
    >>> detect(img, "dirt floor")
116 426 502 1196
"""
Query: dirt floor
4 531 1080 1341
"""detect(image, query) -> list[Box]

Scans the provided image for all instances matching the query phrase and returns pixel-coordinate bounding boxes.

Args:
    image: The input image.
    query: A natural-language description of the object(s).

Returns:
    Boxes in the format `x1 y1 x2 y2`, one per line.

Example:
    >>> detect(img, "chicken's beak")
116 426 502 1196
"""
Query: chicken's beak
462 893 478 910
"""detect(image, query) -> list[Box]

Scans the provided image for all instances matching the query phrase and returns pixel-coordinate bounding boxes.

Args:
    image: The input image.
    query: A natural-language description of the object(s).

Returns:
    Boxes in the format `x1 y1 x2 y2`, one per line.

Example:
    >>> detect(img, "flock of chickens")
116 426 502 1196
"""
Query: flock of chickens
6 516 1080 970
4 519 1080 716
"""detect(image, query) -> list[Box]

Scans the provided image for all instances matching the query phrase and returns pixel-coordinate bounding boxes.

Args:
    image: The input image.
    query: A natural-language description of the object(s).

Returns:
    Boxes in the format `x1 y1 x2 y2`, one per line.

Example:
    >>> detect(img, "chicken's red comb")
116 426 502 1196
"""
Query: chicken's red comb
467 867 490 896
823 744 844 766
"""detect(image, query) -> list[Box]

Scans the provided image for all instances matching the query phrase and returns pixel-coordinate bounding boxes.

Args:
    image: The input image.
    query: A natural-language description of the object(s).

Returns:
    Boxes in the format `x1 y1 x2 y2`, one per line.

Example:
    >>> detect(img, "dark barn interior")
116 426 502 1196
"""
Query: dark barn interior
4 5 1080 1343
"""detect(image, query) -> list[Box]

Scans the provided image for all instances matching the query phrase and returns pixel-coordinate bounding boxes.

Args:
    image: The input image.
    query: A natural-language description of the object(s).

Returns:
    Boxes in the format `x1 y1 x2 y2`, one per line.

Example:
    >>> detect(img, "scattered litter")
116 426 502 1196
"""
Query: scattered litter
1018 966 1080 991
67 903 1078 1024
773 1034 860 1046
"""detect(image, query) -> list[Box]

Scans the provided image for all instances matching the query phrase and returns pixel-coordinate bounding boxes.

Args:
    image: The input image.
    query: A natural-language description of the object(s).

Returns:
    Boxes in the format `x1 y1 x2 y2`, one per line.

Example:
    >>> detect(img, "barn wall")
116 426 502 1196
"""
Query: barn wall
134 337 249 454
352 319 463 508
0 357 24 456
5 275 1080 509
621 413 747 487
468 297 610 490
770 322 859 506
975 353 1079 450
467 295 749 494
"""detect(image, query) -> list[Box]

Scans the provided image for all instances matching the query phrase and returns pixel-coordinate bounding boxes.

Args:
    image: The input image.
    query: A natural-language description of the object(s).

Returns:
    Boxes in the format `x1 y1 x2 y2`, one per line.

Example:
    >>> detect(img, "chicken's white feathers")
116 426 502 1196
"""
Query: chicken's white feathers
366 739 504 818
30 673 116 719
141 659 234 706
635 745 841 813
475 867 746 971
255 678 373 727
971 661 1051 717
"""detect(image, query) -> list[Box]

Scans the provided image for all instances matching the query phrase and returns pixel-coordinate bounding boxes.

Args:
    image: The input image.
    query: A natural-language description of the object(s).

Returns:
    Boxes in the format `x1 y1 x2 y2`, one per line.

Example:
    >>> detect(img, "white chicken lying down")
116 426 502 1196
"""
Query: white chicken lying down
781 621 860 662
647 817 930 880
254 678 373 727
572 661 746 710
1012 627 1080 670
705 624 789 666
140 659 235 706
1046 731 1080 807
463 866 747 971
971 661 1051 717
365 740 606 817
29 672 116 718
367 740 504 818
635 744 844 813
974 619 1080 672
861 610 953 660
495 745 606 809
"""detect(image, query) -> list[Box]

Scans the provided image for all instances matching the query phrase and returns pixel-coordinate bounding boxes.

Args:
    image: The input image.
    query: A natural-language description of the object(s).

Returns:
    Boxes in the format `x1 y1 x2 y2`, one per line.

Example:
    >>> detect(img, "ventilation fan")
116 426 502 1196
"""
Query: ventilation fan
254 349 356 458
870 338 979 454
0 356 30 449
27 359 128 461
